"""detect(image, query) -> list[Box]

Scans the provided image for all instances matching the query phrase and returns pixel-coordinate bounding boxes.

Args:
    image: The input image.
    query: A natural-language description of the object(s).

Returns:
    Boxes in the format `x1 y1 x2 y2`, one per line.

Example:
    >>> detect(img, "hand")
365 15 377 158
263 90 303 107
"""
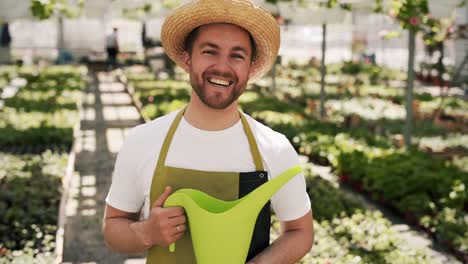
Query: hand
130 186 187 248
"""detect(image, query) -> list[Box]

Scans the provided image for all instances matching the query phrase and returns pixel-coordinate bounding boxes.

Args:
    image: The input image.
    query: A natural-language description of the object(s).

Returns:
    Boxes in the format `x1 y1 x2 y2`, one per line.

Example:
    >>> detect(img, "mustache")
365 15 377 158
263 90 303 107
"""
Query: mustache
203 69 237 81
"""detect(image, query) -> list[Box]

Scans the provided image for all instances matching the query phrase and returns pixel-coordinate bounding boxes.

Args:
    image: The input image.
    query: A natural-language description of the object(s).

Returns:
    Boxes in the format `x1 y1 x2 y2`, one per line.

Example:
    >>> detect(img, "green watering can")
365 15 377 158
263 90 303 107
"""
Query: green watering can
163 165 302 264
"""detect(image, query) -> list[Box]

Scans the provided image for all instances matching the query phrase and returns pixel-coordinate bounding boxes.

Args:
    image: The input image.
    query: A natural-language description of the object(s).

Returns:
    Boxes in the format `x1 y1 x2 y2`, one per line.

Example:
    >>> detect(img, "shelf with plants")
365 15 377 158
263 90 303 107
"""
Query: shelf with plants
238 90 467 262
261 75 465 162
0 66 85 151
239 91 466 261
0 65 85 262
417 133 468 154
271 164 442 264
121 68 191 121
0 150 69 262
269 62 465 136
336 149 467 261
419 97 468 123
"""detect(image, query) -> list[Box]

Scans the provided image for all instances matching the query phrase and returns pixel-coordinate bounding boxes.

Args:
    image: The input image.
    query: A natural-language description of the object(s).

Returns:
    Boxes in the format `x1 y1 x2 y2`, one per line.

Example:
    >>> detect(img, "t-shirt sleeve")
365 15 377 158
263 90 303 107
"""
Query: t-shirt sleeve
105 128 144 213
269 135 311 222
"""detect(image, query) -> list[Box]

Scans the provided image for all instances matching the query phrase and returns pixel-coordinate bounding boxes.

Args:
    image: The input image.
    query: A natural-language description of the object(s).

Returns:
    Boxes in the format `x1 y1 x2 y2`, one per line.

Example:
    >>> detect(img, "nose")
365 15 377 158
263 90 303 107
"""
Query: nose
210 55 234 78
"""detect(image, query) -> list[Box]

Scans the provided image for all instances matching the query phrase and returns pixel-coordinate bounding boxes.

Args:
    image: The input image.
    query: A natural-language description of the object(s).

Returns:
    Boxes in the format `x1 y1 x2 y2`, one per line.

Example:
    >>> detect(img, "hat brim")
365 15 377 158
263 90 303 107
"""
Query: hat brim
161 0 280 81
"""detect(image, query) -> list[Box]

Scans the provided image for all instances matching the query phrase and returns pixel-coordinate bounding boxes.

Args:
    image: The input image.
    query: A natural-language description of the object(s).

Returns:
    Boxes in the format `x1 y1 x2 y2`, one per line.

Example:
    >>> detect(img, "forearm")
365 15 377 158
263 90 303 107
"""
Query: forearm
249 227 313 264
103 217 151 254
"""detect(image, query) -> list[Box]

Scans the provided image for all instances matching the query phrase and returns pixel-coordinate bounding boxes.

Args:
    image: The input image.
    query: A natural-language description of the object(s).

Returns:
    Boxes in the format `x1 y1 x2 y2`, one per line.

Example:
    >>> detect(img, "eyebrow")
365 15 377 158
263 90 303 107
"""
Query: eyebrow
199 42 250 56
199 42 219 49
232 46 249 56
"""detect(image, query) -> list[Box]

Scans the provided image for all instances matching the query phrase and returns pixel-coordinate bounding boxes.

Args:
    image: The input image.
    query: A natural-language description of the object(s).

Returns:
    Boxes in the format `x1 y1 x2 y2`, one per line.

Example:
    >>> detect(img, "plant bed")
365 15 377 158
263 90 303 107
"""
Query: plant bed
336 150 468 262
120 71 191 122
291 165 444 263
0 108 77 149
0 151 69 262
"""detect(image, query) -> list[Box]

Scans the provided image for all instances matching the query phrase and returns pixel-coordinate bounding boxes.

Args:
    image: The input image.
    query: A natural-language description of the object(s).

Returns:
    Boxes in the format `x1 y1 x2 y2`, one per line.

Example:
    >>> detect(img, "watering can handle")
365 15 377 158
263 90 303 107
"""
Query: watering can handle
169 243 175 252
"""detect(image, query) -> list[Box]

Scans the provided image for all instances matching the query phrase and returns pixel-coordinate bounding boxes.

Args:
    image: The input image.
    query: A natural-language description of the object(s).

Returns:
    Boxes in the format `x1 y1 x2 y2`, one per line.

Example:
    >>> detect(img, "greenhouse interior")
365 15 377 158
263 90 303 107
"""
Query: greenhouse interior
0 0 467 263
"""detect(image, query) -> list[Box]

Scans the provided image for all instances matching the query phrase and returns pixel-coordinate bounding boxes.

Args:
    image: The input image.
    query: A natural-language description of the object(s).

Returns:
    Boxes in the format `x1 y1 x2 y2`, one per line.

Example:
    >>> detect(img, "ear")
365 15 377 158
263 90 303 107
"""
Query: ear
181 51 191 73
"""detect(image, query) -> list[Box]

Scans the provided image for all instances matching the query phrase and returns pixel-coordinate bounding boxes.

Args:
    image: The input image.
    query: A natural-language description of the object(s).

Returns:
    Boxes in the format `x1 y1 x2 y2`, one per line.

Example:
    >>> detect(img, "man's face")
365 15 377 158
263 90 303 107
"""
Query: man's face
183 23 253 109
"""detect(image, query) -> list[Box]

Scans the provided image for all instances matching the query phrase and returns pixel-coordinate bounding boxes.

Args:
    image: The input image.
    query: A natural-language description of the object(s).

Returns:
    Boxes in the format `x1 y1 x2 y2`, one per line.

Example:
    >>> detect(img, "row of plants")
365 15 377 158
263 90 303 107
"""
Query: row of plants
274 164 441 264
246 107 467 260
418 133 468 153
337 150 467 260
266 70 467 154
0 65 85 262
233 78 468 261
270 62 466 135
253 95 467 260
0 151 69 262
0 66 85 149
123 67 191 121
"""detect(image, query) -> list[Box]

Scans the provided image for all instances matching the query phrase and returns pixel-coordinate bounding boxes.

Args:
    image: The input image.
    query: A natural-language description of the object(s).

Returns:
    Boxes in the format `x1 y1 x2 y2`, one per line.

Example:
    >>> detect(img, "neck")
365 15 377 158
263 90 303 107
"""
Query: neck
184 92 240 131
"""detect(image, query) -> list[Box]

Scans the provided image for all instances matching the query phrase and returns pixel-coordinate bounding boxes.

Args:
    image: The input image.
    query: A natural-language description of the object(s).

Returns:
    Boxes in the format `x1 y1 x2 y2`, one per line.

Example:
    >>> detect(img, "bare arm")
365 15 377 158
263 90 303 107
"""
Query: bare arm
248 210 314 264
102 204 150 253
102 186 187 253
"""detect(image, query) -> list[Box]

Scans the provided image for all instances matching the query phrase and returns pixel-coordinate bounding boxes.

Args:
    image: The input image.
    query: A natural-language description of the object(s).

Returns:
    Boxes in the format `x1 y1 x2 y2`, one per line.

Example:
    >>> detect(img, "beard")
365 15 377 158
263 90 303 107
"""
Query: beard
189 69 247 109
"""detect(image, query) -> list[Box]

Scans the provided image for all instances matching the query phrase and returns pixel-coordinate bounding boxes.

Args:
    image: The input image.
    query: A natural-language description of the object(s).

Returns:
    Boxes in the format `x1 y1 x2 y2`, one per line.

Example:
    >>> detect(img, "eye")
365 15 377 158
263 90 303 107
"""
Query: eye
202 50 216 55
232 54 245 60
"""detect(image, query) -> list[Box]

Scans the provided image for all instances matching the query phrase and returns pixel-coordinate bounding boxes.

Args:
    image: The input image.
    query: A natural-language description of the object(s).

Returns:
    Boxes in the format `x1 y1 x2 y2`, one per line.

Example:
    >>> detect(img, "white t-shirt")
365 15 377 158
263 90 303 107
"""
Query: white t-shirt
105 109 311 222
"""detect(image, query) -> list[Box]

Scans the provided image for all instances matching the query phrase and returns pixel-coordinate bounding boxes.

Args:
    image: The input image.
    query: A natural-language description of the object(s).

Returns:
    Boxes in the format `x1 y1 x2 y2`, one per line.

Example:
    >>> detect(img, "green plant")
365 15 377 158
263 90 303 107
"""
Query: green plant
0 151 68 261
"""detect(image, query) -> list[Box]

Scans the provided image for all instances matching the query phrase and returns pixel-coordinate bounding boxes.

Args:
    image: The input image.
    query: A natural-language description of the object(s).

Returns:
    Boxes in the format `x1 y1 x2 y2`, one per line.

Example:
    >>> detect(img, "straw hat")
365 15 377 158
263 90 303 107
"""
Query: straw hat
161 0 280 80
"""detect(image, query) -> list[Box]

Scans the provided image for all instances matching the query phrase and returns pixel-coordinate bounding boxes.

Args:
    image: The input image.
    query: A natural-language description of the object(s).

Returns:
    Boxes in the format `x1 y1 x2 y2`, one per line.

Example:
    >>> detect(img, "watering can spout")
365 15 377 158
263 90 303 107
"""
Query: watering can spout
163 165 303 263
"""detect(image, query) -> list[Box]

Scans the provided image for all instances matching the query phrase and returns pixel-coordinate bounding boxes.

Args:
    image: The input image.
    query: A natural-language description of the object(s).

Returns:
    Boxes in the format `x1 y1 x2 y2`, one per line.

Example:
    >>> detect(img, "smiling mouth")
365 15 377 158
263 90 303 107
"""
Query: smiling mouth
207 77 233 88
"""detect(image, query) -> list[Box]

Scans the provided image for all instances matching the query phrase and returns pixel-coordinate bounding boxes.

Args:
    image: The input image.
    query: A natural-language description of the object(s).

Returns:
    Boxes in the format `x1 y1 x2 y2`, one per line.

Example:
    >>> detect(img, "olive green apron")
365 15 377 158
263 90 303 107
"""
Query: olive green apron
147 107 270 264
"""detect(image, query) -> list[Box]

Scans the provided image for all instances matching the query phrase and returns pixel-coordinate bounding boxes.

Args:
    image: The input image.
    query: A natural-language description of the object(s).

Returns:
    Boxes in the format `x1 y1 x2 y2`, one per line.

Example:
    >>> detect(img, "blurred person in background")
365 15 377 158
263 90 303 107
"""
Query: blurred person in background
106 27 119 70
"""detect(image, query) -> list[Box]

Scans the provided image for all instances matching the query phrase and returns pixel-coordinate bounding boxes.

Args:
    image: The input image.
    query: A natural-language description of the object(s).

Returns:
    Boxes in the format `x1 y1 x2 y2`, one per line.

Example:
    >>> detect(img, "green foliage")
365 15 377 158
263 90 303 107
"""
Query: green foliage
0 65 83 261
390 0 429 31
303 165 363 221
0 66 83 148
0 107 77 148
30 0 84 20
279 164 440 263
141 99 188 120
4 90 79 112
0 151 68 261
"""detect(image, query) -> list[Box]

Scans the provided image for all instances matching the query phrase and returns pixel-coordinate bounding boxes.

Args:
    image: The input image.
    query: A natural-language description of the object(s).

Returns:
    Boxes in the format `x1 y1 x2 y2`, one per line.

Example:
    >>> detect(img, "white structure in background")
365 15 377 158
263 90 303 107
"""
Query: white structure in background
274 1 353 64
279 24 353 64
0 0 465 72
10 19 58 64
145 18 165 42
8 18 144 62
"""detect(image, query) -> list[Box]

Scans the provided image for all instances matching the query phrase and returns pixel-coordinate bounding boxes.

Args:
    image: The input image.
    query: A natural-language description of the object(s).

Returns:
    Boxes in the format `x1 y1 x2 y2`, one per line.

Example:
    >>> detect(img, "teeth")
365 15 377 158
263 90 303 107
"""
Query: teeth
209 78 230 86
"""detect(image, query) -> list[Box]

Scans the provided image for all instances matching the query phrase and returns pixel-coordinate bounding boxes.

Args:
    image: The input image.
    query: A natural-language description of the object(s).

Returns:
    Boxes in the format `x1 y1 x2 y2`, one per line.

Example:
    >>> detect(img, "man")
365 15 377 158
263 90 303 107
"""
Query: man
106 27 119 70
102 1 314 263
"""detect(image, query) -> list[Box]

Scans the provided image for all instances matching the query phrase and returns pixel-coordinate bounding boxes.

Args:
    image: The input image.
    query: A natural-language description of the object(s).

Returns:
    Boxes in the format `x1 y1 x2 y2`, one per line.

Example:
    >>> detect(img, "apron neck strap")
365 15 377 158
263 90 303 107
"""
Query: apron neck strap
239 111 264 171
157 106 264 171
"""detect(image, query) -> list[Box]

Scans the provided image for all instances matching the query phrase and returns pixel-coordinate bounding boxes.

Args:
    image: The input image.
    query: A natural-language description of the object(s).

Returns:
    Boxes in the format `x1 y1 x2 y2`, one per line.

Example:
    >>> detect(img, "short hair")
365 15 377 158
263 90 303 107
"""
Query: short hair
184 26 257 61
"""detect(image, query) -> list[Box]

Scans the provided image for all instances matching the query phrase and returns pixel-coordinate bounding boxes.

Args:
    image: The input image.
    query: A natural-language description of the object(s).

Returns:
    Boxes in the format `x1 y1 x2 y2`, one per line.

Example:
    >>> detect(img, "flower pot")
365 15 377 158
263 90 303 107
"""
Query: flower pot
428 0 459 19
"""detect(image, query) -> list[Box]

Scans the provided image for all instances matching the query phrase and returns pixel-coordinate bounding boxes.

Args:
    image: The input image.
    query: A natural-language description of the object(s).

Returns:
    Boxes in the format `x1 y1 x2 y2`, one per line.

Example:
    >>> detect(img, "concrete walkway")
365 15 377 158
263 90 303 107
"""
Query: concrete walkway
62 71 145 263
